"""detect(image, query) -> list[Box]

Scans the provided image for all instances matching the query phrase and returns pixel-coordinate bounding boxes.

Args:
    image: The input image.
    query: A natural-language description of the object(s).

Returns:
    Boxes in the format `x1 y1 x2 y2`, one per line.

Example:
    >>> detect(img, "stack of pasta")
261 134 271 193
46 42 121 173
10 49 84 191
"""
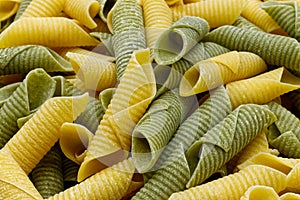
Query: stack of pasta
1 0 300 199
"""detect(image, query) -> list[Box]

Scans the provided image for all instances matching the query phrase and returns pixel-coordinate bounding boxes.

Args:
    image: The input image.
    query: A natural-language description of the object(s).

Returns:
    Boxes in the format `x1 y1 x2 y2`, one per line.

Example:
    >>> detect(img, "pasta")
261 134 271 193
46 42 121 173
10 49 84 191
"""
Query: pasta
0 82 20 107
153 16 209 65
14 0 32 19
18 0 64 18
0 17 100 48
62 156 79 184
232 16 264 31
90 32 115 56
179 51 267 96
240 185 281 200
99 87 115 112
0 0 21 21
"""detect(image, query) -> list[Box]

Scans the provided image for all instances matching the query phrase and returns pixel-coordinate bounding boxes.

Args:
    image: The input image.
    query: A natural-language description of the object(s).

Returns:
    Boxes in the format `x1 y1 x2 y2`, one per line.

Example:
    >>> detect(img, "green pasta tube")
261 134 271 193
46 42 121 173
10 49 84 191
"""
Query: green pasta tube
62 156 79 189
261 1 300 41
97 0 117 22
132 89 195 173
203 25 300 74
0 82 20 107
232 16 263 31
267 101 300 158
153 16 210 65
31 143 64 198
110 0 146 79
0 45 73 75
14 0 32 20
0 68 56 148
186 104 277 188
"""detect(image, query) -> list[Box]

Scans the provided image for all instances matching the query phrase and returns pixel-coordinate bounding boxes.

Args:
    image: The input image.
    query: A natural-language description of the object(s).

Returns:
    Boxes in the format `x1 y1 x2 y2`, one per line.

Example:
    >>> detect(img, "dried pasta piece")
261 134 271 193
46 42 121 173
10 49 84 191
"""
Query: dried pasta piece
186 104 276 188
180 51 267 96
164 0 183 7
240 185 280 200
171 0 247 28
62 156 79 184
0 0 21 21
90 17 110 33
153 16 209 65
0 82 20 107
280 193 300 200
0 148 43 200
97 0 116 23
2 93 89 174
66 52 117 91
241 0 281 32
99 87 115 112
169 165 287 200
233 16 264 31
0 17 100 48
64 0 100 29
78 49 156 182
0 14 13 33
59 123 94 165
18 0 64 18
203 25 300 74
0 45 73 75
267 101 300 158
48 158 135 200
14 0 31 19
90 32 115 56
132 89 194 173
261 1 300 41
0 68 56 148
31 143 64 199
226 67 300 109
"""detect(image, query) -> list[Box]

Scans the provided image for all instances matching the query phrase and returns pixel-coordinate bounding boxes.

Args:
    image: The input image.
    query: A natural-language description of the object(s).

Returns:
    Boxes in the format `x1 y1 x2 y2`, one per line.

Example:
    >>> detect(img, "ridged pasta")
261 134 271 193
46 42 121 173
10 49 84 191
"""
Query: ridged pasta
2 93 89 174
180 51 267 96
63 0 100 29
0 17 100 48
203 25 300 74
169 165 287 200
14 0 31 19
98 0 117 23
66 52 117 91
18 0 64 18
47 158 135 200
287 162 300 192
78 49 156 182
99 87 115 112
31 143 64 199
226 67 300 109
0 82 20 107
153 16 209 65
186 104 276 188
0 68 56 148
240 185 280 200
261 1 300 41
62 156 79 183
171 0 247 28
232 16 263 31
0 0 21 21
0 148 43 200
267 101 300 158
90 32 115 56
0 45 73 75
89 17 110 33
241 0 281 32
110 0 146 79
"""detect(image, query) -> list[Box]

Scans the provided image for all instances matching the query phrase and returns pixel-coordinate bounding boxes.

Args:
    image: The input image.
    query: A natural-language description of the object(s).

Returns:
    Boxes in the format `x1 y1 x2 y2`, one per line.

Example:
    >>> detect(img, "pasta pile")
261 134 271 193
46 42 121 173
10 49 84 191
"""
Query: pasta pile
1 0 300 199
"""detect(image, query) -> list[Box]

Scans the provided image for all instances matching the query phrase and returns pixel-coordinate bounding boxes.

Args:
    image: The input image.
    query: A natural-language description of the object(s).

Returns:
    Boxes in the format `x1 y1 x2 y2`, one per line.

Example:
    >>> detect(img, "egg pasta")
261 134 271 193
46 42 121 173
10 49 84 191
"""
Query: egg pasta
18 0 64 18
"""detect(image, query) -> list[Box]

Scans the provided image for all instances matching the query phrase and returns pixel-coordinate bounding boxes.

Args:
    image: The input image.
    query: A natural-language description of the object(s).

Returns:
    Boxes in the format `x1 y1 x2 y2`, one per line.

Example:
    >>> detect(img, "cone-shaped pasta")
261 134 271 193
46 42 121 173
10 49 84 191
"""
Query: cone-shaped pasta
226 67 300 109
287 162 300 191
48 158 135 200
18 0 64 18
99 87 115 112
131 145 190 200
240 185 280 200
110 0 146 79
31 143 64 199
0 82 20 107
132 89 194 173
180 51 267 96
186 104 277 188
232 16 264 31
171 0 247 28
98 0 117 23
78 49 156 182
142 0 172 54
0 45 73 75
261 1 300 41
59 123 94 165
2 93 89 174
0 68 56 148
203 26 300 74
90 17 110 33
0 17 100 48
64 0 100 29
153 16 209 65
0 0 21 21
169 165 287 200
14 0 31 19
267 101 300 158
241 0 281 32
0 148 43 200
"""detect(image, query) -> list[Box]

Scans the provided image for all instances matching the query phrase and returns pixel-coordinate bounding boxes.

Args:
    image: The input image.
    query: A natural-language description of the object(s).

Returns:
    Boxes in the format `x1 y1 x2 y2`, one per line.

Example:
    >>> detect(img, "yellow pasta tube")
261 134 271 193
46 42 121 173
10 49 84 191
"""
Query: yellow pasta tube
171 0 248 28
66 52 117 91
0 17 100 48
287 162 300 191
2 93 89 174
0 148 43 200
63 0 100 29
18 0 64 18
0 0 21 21
180 51 267 96
78 48 156 182
169 165 287 200
48 158 135 200
240 185 280 200
226 67 300 109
